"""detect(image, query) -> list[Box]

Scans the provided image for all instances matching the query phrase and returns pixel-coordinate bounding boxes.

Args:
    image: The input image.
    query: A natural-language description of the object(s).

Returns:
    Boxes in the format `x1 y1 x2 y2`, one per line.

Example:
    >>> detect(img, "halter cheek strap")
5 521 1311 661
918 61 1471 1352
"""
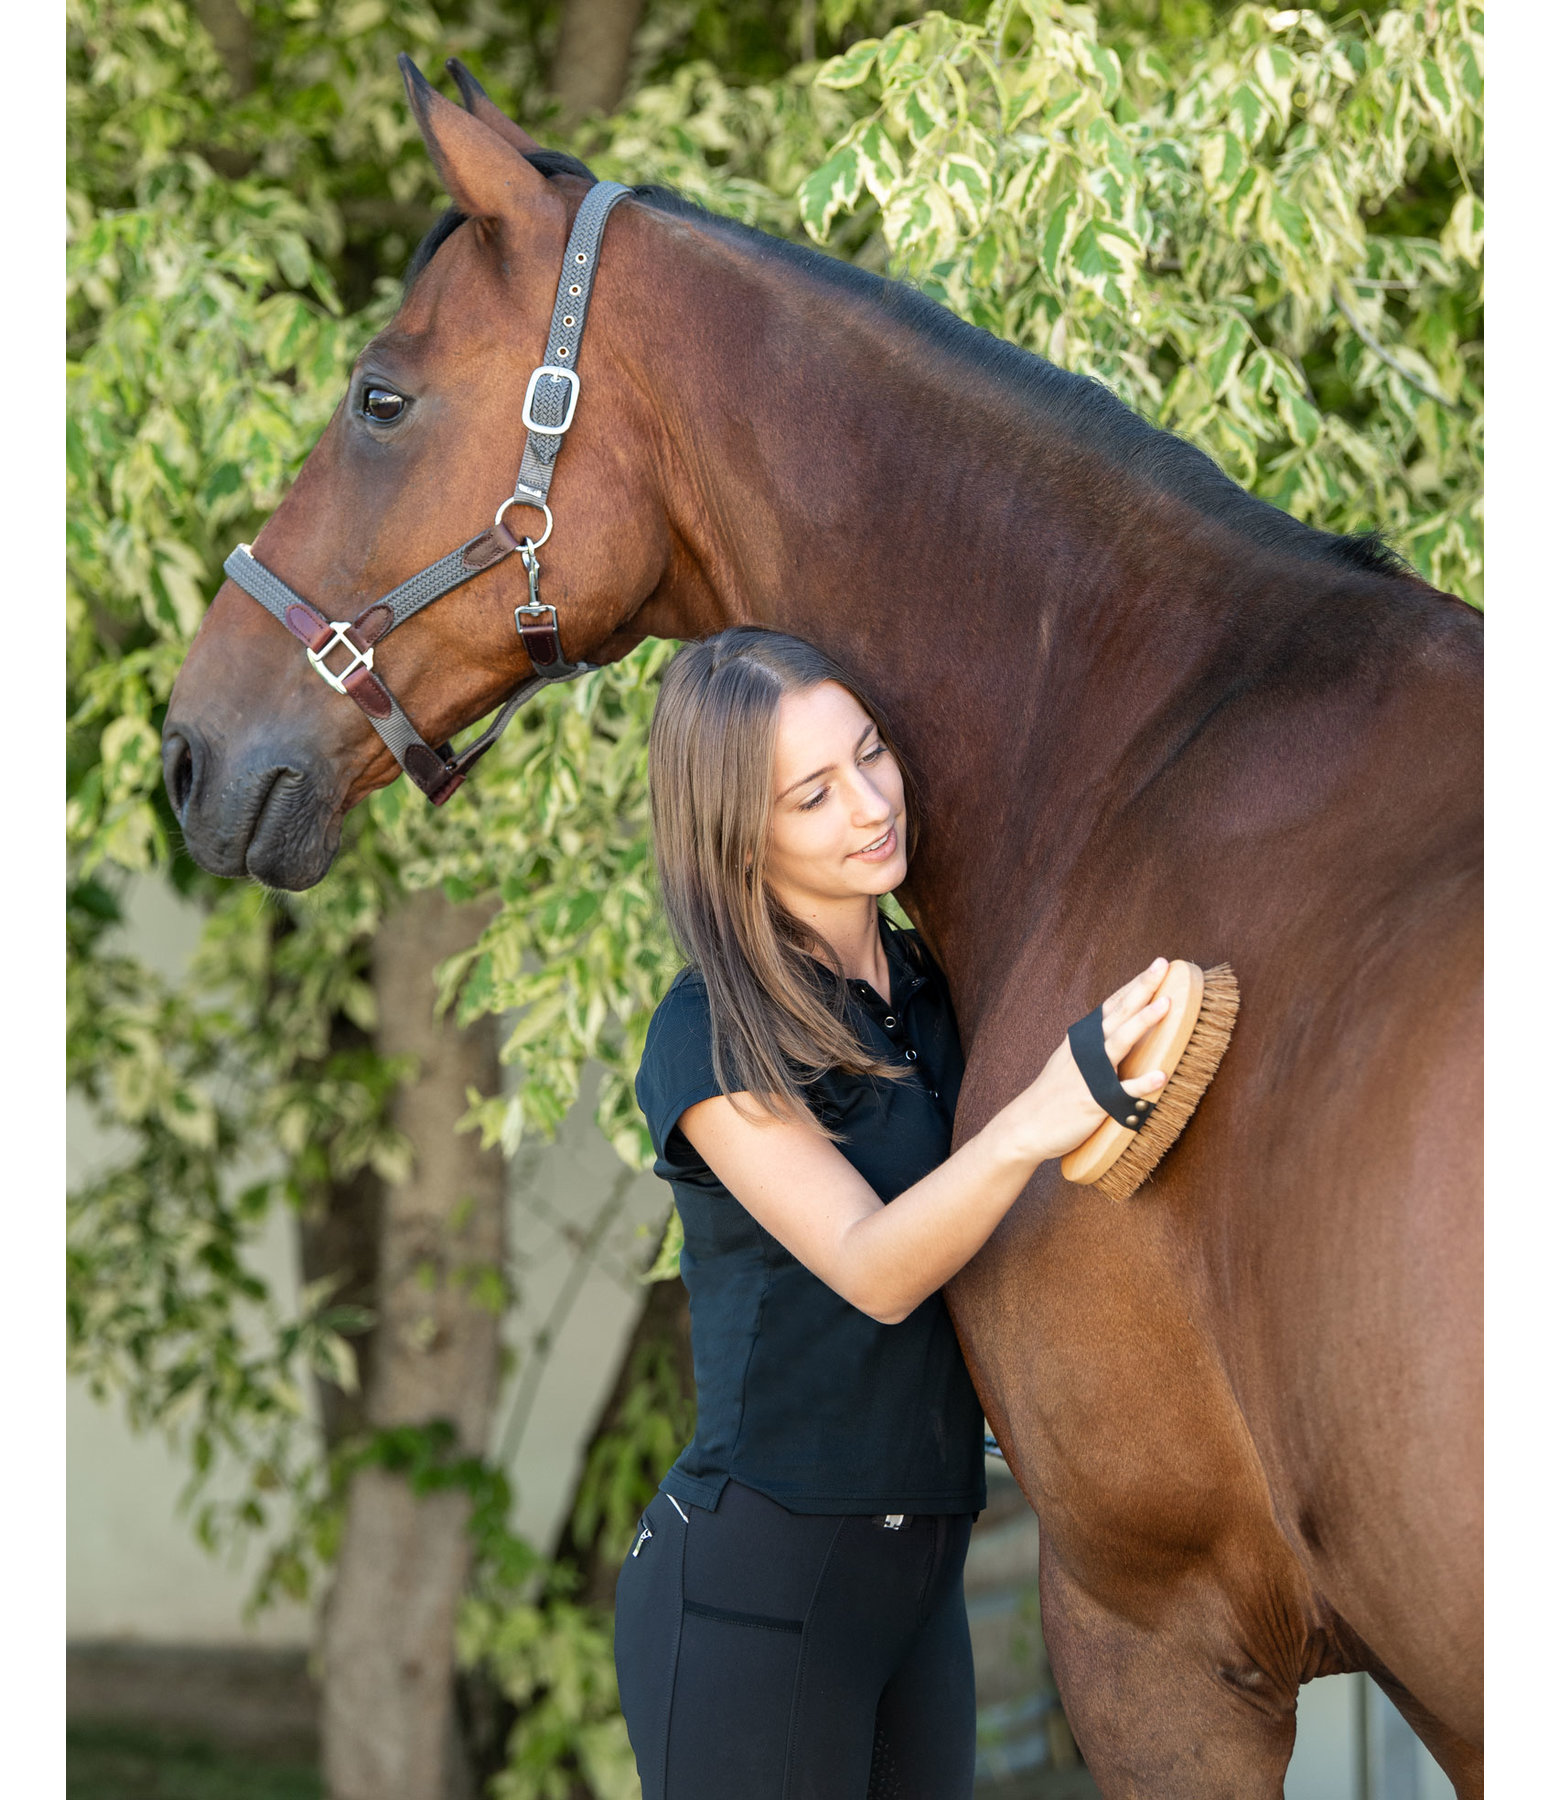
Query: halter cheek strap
222 178 632 805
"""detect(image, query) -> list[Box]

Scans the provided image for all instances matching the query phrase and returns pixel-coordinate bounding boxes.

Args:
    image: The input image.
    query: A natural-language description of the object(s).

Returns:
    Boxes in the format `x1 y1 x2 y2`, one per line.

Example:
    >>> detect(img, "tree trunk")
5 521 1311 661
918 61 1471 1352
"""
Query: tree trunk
296 1016 382 1450
192 0 259 179
320 890 505 1800
193 0 255 96
549 0 645 124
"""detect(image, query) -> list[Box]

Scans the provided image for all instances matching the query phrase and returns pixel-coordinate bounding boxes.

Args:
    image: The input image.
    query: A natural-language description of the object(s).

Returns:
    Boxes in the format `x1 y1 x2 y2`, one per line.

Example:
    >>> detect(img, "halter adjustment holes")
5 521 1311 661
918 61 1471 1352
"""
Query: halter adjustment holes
361 386 407 424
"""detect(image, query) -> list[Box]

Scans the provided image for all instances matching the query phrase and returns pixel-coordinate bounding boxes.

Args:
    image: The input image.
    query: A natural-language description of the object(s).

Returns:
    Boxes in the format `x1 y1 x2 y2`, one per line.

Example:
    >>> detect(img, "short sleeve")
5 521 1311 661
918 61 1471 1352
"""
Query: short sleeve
634 971 729 1175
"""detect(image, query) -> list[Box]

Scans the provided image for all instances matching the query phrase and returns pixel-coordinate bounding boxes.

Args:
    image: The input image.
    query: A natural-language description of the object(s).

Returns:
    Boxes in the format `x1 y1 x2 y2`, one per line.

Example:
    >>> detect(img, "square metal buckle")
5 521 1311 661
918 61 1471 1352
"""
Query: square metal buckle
521 365 581 435
306 622 374 694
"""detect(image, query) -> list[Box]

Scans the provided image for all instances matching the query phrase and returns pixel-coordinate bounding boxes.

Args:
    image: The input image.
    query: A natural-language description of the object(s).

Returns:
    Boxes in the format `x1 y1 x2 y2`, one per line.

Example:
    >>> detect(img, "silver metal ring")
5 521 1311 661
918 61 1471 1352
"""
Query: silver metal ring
495 495 553 549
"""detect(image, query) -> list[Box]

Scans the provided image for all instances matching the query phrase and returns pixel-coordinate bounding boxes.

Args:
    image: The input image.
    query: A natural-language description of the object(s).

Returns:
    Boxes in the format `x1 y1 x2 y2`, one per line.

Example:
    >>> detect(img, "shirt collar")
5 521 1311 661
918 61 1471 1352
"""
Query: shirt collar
794 913 933 1009
843 917 931 1017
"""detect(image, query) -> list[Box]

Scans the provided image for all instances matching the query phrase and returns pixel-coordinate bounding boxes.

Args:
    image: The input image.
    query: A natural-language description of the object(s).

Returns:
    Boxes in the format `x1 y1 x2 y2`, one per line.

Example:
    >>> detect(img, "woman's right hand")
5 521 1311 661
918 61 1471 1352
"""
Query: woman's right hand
677 955 1179 1324
1010 958 1174 1163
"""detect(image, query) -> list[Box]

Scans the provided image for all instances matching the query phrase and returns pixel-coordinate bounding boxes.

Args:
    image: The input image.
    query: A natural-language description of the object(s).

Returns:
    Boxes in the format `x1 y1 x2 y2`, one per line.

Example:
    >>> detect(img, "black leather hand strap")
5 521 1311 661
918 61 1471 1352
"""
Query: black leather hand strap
1068 1005 1153 1131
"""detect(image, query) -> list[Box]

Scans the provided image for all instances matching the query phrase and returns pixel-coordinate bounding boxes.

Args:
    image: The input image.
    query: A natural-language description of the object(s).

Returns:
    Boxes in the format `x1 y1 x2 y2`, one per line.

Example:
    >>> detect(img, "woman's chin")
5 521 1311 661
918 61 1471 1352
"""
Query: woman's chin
853 852 908 896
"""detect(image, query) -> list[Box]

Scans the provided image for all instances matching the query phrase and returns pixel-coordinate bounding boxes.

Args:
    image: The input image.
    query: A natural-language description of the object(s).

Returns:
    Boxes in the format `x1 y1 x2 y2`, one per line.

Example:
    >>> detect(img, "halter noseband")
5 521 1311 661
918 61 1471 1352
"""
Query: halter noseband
222 179 632 806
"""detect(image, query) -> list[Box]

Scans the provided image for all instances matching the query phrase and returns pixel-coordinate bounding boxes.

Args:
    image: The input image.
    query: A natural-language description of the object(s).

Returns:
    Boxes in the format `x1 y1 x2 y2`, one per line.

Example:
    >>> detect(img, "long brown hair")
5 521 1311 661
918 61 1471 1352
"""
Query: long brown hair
648 627 919 1128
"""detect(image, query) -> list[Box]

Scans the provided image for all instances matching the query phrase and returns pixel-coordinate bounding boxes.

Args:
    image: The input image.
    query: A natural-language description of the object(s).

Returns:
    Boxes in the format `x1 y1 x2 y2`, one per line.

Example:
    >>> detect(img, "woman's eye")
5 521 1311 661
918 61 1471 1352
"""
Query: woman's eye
362 386 406 423
861 742 886 763
798 788 827 812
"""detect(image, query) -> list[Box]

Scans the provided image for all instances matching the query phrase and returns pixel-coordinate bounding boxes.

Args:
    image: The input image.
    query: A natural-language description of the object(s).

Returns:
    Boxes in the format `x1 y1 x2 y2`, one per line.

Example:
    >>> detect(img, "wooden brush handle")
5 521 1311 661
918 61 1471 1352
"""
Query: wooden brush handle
1060 960 1204 1187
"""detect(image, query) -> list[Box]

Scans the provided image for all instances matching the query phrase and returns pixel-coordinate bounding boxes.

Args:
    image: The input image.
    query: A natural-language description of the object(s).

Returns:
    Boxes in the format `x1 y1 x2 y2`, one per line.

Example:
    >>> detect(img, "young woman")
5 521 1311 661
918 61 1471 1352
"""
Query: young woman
615 627 1172 1800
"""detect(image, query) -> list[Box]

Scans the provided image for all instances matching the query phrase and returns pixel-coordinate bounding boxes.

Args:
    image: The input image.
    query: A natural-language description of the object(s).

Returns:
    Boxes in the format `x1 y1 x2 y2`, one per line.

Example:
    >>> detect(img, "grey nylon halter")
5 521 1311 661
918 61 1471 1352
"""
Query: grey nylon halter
222 179 632 805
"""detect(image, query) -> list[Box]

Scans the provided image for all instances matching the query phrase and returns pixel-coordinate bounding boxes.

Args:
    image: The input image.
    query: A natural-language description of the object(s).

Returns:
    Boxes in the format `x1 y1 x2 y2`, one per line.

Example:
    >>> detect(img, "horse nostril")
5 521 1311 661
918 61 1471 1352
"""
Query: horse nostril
162 729 197 821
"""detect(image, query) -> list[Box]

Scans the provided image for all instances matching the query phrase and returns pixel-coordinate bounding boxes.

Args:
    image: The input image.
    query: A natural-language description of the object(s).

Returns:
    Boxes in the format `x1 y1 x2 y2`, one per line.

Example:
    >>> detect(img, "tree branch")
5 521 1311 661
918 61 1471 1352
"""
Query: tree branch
1334 291 1466 415
549 0 645 123
193 0 254 97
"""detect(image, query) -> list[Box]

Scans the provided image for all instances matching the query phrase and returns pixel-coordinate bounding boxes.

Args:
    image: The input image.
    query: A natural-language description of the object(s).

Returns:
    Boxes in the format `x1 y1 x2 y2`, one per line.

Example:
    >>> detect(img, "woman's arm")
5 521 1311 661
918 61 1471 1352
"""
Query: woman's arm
679 958 1174 1324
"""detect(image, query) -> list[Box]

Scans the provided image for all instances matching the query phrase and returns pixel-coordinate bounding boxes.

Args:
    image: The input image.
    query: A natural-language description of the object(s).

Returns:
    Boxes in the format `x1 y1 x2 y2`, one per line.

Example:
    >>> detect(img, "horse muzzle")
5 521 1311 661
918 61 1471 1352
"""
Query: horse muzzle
162 717 343 890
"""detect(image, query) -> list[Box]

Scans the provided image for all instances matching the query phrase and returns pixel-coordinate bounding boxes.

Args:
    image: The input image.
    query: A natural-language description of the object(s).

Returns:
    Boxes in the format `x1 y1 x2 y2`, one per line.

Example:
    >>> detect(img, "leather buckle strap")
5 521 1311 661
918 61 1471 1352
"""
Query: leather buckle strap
522 366 580 436
306 622 375 694
515 599 567 671
1067 1005 1153 1131
507 182 630 511
224 543 462 802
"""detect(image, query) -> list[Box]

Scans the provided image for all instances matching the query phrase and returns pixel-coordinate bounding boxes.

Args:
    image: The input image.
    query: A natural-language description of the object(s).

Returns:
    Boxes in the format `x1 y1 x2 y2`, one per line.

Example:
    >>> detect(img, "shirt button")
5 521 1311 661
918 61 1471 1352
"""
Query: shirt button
904 1048 917 1062
883 1015 896 1028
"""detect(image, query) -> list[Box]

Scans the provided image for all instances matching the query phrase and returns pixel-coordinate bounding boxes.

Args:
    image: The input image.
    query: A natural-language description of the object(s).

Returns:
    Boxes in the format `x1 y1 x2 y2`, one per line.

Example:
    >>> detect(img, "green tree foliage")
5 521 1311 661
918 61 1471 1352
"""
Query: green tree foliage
68 1 1480 1790
795 0 1482 595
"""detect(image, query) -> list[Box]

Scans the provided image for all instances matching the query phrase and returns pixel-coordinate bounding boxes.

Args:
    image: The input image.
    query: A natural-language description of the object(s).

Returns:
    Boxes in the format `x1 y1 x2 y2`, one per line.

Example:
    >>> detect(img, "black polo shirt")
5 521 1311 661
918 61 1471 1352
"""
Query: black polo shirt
634 916 986 1516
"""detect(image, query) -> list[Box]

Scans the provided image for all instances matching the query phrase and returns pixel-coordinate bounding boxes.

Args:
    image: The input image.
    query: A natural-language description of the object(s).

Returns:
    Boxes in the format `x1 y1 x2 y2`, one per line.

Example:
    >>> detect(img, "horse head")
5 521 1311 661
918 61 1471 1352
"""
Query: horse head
162 60 675 889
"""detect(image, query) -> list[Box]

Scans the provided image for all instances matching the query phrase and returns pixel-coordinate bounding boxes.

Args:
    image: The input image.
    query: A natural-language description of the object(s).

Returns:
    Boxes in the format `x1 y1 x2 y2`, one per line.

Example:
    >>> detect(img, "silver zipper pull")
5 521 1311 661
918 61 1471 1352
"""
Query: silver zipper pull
631 1522 653 1558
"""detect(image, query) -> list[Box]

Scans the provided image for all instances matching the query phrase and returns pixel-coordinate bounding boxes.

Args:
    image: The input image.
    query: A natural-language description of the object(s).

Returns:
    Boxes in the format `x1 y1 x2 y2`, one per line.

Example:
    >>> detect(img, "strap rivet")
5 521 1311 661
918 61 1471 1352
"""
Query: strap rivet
563 315 575 327
569 283 581 295
556 345 569 356
575 251 587 263
1126 1115 1139 1126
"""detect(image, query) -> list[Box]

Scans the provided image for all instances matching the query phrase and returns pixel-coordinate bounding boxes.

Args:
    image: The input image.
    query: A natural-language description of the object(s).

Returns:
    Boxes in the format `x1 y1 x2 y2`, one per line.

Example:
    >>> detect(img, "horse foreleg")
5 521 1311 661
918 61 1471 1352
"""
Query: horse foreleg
1366 1669 1483 1800
1038 1544 1298 1800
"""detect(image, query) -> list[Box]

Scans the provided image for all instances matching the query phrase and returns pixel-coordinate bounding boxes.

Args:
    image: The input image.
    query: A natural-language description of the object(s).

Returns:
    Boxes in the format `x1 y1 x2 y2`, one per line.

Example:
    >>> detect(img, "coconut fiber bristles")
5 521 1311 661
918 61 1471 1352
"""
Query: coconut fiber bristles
1061 961 1240 1203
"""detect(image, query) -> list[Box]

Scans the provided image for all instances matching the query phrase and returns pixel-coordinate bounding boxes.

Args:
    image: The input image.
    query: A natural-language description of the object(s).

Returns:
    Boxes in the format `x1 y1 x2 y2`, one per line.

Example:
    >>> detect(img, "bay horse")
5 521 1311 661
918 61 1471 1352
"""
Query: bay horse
161 61 1483 1797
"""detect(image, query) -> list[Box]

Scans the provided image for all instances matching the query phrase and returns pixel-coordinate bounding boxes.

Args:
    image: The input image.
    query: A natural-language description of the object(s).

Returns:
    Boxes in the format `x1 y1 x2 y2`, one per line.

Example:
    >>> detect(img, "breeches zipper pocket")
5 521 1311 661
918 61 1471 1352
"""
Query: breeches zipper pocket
681 1599 803 1634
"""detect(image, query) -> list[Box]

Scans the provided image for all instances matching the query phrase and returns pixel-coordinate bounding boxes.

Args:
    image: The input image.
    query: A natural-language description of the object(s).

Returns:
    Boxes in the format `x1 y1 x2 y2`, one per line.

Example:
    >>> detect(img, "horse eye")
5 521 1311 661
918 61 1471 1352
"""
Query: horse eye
362 386 406 423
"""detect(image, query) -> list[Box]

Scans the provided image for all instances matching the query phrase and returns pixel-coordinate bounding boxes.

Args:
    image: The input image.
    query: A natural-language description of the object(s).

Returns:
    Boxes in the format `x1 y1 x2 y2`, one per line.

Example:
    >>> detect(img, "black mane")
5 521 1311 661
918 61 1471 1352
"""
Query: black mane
407 155 1409 582
403 151 595 290
403 205 467 290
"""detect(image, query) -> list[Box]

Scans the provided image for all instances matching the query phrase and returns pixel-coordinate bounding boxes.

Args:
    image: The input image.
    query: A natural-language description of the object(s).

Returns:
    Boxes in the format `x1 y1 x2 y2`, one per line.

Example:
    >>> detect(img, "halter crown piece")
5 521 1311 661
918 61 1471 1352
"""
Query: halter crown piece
222 179 632 805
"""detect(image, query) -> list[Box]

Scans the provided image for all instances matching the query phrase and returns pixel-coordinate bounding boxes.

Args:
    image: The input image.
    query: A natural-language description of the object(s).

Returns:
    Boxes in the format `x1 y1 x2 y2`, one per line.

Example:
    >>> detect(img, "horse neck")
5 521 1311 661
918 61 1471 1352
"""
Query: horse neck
623 220 1405 1013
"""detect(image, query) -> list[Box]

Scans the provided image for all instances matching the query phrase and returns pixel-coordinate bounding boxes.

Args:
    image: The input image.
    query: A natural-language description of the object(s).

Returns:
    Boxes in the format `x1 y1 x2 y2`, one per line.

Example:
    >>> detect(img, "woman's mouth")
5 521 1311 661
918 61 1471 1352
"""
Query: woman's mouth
849 824 898 862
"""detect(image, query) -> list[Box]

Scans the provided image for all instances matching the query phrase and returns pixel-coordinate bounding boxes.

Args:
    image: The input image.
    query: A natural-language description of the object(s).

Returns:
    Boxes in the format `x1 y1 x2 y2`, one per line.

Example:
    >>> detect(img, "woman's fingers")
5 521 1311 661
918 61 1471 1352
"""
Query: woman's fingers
1102 957 1169 1025
1122 1071 1167 1098
1105 988 1170 1064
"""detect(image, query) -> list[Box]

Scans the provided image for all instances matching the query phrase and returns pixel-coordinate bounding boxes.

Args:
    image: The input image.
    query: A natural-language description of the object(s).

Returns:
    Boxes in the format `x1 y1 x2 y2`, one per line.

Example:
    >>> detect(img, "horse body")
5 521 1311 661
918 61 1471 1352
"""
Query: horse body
162 81 1482 1795
913 587 1482 1790
664 240 1484 1786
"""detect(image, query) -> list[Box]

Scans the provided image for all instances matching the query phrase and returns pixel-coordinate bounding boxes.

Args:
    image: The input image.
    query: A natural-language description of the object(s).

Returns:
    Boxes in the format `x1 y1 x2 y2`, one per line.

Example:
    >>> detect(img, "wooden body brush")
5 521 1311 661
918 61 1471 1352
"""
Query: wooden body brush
1061 960 1239 1202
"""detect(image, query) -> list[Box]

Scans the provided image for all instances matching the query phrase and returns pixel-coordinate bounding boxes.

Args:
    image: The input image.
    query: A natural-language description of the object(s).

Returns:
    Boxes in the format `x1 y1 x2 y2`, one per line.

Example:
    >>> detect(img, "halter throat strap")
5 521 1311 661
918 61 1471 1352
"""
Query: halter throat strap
222 177 632 805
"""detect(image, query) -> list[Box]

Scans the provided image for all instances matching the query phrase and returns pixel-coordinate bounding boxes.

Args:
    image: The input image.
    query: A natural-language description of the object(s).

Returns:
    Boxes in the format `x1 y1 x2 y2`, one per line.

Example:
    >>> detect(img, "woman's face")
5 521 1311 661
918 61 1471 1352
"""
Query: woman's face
763 681 908 914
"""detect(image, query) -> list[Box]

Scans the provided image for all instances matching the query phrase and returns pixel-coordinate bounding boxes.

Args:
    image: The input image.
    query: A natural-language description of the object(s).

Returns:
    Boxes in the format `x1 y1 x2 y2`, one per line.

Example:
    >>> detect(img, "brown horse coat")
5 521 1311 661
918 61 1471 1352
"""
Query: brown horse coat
163 70 1482 1797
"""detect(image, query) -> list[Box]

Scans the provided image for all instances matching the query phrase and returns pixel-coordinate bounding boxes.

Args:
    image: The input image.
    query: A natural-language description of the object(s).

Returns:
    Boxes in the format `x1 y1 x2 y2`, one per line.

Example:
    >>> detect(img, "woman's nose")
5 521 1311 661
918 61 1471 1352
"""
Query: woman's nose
850 773 891 824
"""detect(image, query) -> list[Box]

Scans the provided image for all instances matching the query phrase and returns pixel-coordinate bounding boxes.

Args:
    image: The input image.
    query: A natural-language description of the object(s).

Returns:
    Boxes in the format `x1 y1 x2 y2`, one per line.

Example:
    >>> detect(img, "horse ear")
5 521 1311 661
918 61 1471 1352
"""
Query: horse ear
399 55 558 223
446 59 544 155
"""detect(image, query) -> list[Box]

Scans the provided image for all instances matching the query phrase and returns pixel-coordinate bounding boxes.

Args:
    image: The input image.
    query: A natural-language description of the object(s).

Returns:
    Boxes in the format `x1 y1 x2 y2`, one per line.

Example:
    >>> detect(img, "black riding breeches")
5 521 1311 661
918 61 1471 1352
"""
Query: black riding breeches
613 1479 976 1800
